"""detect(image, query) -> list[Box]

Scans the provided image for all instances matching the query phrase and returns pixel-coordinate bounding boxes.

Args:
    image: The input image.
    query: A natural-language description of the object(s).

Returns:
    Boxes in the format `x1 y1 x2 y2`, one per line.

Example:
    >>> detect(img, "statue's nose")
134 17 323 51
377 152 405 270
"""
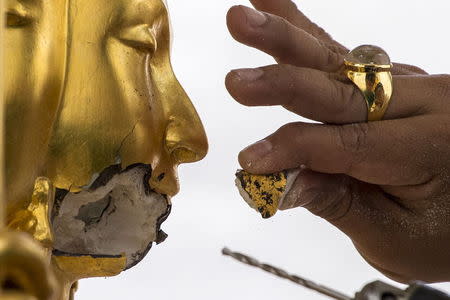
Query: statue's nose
164 87 208 165
149 79 208 197
165 117 208 165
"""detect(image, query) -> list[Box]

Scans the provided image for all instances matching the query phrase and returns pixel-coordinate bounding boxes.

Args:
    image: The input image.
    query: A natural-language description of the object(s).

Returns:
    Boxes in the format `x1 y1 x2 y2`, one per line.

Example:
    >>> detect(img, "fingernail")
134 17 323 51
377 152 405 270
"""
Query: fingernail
232 68 264 82
241 139 273 160
241 6 267 27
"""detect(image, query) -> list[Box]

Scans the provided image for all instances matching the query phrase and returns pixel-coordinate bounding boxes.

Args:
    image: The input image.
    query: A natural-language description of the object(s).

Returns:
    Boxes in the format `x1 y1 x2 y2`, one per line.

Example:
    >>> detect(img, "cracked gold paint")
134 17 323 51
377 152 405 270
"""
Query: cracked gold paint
3 0 208 219
46 0 208 197
236 170 287 219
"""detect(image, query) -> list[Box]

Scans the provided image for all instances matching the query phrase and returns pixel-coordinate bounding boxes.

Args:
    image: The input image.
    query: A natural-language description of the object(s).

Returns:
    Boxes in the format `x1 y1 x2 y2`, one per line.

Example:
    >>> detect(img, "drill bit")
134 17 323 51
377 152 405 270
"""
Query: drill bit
222 247 352 300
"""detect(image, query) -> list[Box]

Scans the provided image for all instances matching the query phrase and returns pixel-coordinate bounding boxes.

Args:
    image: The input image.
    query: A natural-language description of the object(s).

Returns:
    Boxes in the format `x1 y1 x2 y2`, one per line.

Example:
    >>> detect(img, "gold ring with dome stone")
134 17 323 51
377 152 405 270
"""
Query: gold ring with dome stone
343 45 393 121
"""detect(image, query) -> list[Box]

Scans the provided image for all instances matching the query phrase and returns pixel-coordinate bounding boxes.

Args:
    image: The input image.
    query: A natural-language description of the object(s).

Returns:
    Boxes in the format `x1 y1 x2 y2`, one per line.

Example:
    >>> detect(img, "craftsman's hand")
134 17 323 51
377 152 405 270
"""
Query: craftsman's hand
226 0 450 283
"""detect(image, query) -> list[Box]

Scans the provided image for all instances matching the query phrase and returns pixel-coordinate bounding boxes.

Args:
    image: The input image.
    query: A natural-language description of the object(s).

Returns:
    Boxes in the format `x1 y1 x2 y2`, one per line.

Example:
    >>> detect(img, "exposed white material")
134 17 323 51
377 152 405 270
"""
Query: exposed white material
278 169 301 210
53 166 168 267
234 176 256 211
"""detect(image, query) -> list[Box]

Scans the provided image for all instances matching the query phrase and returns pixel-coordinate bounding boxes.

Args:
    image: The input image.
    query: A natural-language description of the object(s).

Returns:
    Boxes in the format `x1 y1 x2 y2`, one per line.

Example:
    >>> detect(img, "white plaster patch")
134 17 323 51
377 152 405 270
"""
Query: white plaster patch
52 165 169 268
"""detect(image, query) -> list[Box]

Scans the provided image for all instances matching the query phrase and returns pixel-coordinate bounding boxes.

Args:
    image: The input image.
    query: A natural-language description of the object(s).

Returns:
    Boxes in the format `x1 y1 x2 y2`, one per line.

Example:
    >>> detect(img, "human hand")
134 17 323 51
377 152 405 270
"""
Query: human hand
226 0 450 283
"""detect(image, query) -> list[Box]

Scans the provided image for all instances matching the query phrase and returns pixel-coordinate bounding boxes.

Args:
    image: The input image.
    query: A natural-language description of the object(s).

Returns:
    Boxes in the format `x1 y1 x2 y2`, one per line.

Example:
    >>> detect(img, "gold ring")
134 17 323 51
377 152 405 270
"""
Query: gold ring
343 45 393 121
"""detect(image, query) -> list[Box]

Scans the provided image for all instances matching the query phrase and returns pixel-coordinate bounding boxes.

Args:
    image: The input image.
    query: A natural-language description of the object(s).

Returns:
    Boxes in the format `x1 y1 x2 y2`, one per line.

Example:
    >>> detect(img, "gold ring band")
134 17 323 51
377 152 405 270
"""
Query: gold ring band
343 45 393 122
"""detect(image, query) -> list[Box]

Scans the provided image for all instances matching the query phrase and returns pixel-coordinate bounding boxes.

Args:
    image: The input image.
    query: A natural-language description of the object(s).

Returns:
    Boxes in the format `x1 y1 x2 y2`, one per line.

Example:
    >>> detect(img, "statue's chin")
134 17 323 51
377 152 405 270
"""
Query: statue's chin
51 164 171 269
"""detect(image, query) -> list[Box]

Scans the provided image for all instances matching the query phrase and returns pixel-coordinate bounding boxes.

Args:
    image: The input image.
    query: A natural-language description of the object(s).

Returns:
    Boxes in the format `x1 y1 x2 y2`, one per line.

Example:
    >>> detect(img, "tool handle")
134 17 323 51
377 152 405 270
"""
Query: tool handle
407 285 450 300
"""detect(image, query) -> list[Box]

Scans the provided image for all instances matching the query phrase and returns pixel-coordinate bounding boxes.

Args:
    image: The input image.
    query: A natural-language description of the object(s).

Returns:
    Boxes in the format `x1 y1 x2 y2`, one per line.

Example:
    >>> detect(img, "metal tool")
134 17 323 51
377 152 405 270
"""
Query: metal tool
222 248 450 300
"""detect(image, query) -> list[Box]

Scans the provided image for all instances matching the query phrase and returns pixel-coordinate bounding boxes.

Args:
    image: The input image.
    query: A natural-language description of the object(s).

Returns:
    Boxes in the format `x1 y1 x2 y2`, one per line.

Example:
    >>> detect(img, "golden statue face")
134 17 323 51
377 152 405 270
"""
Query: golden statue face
2 0 208 296
48 0 207 271
47 0 208 197
4 0 67 215
4 0 207 209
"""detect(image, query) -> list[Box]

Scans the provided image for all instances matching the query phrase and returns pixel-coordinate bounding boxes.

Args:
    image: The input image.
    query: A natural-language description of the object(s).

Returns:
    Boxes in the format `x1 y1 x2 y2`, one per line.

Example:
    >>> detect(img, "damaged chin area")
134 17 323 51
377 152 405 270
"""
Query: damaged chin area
51 164 170 270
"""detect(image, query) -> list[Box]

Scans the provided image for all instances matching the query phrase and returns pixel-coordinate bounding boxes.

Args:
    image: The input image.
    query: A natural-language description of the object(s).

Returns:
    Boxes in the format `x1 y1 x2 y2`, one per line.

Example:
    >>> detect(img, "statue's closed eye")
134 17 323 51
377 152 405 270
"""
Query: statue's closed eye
117 24 157 55
6 6 32 27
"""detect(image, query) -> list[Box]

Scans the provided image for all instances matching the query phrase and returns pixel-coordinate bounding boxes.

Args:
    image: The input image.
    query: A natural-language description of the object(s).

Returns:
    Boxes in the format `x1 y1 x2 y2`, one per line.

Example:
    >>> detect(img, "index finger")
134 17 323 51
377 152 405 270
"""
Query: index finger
227 6 343 72
249 0 347 53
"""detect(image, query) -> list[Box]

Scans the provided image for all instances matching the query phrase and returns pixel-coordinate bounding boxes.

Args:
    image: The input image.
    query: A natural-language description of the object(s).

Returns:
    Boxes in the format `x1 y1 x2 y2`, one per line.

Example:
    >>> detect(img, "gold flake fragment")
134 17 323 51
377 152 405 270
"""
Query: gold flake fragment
235 170 288 219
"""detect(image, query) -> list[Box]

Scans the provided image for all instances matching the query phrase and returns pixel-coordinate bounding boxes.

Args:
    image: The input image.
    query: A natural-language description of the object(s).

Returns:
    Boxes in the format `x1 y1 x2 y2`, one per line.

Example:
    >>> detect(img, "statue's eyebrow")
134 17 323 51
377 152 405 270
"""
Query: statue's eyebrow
124 0 165 28
6 0 38 13
8 0 38 7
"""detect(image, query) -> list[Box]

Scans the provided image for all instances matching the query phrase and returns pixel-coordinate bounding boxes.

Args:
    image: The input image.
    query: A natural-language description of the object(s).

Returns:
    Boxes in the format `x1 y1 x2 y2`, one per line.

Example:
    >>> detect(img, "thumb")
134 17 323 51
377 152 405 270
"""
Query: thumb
280 170 353 222
279 170 405 240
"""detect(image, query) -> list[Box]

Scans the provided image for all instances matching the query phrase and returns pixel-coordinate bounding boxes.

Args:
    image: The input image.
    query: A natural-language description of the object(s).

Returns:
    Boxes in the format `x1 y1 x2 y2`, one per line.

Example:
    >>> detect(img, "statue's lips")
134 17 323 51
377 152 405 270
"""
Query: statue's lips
51 164 171 270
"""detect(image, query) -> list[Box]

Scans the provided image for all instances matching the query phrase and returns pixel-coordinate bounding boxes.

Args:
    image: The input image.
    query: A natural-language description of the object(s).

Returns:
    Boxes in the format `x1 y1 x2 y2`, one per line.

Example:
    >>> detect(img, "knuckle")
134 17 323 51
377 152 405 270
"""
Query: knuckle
313 25 329 39
278 122 302 136
327 43 349 56
310 22 334 43
334 123 370 168
282 65 303 107
270 14 292 39
325 76 366 123
285 84 298 109
276 122 306 149
287 0 300 13
279 63 299 81
334 84 361 120
316 37 344 71
279 16 294 36
325 47 342 71
271 16 298 61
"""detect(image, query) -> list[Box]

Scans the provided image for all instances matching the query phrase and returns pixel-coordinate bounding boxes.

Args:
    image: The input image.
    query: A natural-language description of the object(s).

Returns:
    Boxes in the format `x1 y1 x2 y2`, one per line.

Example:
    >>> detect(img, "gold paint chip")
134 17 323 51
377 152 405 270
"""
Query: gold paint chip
235 169 300 219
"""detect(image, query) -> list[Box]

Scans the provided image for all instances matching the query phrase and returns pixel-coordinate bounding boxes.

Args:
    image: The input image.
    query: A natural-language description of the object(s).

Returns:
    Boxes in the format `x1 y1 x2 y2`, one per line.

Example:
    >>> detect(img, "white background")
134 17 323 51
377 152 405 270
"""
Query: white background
78 1 450 299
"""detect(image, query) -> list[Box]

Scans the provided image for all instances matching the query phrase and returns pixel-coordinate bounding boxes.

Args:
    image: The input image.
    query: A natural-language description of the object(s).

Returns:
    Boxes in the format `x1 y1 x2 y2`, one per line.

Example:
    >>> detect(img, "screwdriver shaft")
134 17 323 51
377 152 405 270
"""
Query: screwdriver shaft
222 247 352 300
